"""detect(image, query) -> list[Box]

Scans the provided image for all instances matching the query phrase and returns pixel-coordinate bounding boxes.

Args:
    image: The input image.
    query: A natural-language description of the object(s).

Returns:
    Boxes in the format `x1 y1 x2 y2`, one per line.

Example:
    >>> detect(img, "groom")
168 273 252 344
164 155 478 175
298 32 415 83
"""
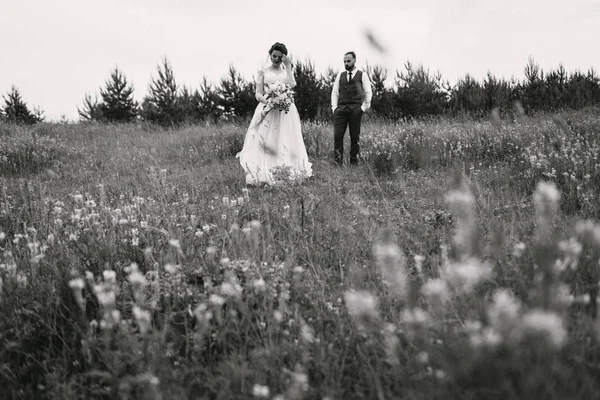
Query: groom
331 51 373 165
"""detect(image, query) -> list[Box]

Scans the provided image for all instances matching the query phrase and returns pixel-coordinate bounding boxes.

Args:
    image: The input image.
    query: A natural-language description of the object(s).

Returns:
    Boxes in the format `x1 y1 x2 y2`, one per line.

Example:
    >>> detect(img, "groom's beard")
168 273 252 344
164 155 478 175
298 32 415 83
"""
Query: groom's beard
345 65 354 71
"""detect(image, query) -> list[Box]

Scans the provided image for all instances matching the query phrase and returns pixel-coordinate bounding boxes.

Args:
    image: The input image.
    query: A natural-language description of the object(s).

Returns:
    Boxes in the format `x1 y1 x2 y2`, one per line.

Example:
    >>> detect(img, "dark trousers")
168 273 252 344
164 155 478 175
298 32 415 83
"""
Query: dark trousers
333 105 363 164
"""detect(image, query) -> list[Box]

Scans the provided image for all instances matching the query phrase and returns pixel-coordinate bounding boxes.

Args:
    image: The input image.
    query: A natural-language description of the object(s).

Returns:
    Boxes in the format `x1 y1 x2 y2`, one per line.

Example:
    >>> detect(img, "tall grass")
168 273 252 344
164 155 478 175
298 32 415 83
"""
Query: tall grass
1 110 600 399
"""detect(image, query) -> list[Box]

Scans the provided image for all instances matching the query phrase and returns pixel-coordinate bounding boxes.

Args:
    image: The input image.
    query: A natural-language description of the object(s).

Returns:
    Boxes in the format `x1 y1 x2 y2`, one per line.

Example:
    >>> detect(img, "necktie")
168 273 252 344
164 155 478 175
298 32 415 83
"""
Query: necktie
348 71 352 82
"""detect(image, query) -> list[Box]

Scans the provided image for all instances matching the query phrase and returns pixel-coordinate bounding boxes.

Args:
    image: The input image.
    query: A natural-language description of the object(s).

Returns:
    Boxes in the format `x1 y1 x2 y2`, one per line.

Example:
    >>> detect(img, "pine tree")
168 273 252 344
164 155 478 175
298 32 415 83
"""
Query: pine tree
180 85 206 123
199 76 222 123
143 56 181 126
395 61 448 119
293 58 320 120
1 86 42 124
77 93 104 121
218 65 256 118
99 67 139 123
316 67 338 119
366 63 396 118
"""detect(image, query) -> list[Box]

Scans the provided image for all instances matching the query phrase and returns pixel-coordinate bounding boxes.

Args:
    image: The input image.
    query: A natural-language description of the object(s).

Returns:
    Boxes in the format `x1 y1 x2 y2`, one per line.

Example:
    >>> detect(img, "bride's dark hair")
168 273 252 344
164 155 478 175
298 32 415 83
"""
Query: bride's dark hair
268 42 288 55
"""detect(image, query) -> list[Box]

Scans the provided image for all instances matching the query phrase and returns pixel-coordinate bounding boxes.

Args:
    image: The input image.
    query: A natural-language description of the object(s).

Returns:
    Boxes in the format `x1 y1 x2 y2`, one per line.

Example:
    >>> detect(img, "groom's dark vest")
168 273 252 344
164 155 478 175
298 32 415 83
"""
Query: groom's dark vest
338 70 364 108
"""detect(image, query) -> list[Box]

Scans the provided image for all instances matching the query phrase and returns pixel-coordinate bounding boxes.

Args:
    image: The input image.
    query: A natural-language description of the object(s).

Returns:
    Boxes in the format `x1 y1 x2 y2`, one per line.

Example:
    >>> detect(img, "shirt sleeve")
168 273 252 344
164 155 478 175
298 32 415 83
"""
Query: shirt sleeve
331 72 341 111
362 70 373 110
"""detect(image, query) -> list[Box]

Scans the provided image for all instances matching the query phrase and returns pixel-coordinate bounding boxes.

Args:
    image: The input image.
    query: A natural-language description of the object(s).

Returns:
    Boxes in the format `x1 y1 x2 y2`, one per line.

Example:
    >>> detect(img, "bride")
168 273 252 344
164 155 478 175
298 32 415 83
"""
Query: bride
236 42 313 186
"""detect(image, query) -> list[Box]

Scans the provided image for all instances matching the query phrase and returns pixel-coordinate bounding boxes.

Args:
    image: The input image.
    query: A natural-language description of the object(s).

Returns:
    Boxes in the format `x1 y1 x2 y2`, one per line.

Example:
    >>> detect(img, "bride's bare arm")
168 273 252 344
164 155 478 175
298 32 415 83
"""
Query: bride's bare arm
285 67 296 88
283 56 296 87
255 70 268 103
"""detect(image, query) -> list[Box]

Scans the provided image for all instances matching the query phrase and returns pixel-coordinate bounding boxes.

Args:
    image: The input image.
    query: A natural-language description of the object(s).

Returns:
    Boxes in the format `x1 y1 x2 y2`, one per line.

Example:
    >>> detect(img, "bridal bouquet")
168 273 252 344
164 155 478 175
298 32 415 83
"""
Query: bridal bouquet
264 81 295 114
251 82 295 131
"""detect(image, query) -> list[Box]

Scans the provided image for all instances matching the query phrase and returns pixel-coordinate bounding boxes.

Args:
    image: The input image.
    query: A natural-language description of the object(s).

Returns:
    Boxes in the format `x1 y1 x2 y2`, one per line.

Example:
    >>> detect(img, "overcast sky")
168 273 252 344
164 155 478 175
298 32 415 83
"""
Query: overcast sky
1 0 598 120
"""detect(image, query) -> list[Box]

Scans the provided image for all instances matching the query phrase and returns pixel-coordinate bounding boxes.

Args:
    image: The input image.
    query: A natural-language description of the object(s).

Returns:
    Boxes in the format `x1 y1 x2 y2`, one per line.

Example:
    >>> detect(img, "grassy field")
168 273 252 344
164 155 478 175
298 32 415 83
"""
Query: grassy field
2 108 600 399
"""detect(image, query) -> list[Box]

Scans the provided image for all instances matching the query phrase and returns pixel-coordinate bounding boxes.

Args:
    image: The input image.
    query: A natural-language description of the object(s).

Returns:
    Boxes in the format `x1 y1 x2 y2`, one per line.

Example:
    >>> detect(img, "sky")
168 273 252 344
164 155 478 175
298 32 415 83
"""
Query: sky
1 0 598 121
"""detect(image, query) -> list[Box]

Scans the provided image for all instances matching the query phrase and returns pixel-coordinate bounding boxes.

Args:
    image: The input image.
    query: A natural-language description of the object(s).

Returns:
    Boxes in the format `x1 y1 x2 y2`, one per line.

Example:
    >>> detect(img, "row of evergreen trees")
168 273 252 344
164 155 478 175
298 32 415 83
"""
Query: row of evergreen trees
2 56 599 125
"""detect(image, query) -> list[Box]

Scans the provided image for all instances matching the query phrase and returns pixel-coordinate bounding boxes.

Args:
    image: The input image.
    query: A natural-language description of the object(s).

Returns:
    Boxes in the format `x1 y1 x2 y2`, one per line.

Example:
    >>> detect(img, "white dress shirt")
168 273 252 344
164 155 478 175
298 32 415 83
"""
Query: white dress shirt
330 67 373 112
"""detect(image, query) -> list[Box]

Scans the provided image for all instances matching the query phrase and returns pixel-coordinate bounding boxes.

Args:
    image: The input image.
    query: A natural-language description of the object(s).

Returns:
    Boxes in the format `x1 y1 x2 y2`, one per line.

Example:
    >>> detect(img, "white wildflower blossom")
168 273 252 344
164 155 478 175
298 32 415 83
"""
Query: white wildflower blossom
520 309 567 349
442 257 492 294
488 289 521 326
300 321 315 344
344 290 379 332
133 305 152 334
374 241 408 299
209 294 225 306
252 384 270 398
421 278 450 305
513 241 526 258
252 278 266 292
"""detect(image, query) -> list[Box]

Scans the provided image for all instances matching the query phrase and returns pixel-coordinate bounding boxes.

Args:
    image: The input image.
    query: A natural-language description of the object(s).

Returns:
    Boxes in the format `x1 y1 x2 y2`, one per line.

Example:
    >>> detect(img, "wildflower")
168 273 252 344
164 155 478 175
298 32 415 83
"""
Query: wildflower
222 197 230 207
100 309 121 329
221 273 243 299
133 305 152 334
300 320 315 344
513 241 526 258
252 278 266 292
164 264 179 274
85 199 96 208
193 303 213 330
250 220 261 229
168 238 181 249
127 263 146 304
94 283 116 308
274 310 283 322
414 255 425 275
421 278 450 305
252 384 270 398
416 351 429 365
69 277 86 309
534 181 560 242
373 238 408 300
575 219 600 247
557 237 582 270
520 309 567 348
442 256 492 294
434 370 447 380
344 289 379 332
400 307 430 336
383 323 400 365
0 232 5 241
103 270 116 283
286 365 309 397
446 189 477 257
220 257 231 268
293 266 304 274
209 294 225 306
486 289 521 337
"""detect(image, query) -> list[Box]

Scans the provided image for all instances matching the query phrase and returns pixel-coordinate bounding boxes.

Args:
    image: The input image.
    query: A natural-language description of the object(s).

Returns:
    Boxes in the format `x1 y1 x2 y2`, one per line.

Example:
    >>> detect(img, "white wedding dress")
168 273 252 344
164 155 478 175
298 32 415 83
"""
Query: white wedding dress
236 66 313 185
